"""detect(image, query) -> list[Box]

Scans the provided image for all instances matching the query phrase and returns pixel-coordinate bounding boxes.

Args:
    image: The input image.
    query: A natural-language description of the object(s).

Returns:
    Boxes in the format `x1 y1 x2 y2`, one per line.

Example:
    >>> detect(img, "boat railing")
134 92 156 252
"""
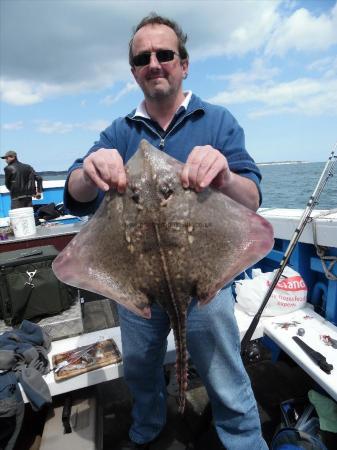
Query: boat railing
258 208 337 325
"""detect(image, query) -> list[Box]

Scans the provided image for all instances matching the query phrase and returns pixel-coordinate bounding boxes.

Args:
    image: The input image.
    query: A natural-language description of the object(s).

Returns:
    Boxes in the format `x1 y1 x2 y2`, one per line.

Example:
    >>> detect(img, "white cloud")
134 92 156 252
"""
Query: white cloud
84 120 110 132
34 120 110 134
211 78 322 105
208 58 280 84
1 1 337 107
2 121 24 130
35 121 80 134
101 82 139 106
221 4 279 57
306 55 337 79
0 75 126 106
0 1 282 105
265 4 337 55
1 80 43 105
185 1 280 59
209 52 337 118
208 58 337 118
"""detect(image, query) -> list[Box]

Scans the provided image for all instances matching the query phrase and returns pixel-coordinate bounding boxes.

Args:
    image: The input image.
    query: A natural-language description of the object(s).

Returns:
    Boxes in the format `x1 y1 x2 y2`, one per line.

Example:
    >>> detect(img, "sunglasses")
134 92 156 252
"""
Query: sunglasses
132 49 179 67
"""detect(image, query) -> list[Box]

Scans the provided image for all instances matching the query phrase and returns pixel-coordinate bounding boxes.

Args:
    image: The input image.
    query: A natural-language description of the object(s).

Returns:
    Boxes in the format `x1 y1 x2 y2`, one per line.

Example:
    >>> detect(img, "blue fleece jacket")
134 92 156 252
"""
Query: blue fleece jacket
64 93 261 216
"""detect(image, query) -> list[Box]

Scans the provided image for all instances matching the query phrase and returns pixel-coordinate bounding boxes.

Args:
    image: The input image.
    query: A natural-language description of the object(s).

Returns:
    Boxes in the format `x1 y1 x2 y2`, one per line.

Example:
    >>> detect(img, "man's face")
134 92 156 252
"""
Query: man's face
5 156 15 164
131 24 188 101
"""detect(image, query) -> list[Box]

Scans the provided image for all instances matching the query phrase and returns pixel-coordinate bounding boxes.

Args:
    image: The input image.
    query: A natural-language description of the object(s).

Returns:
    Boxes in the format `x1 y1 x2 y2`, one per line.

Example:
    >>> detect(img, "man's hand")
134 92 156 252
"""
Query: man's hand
181 145 231 192
181 145 260 211
68 148 127 203
83 148 127 193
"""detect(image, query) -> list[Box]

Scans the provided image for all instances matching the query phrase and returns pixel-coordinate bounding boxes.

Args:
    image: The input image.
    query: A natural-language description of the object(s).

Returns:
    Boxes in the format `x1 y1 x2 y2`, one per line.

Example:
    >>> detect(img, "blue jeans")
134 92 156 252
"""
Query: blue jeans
117 287 268 450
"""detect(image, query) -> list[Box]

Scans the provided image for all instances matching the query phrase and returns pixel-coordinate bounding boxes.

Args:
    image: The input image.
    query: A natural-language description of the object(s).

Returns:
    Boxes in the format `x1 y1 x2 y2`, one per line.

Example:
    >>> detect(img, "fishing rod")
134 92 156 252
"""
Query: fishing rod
241 144 337 356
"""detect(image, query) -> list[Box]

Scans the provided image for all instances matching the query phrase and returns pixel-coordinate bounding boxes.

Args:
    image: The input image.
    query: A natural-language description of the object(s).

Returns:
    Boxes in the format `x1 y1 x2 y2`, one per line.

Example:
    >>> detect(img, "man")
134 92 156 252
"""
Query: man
64 14 267 450
1 150 43 209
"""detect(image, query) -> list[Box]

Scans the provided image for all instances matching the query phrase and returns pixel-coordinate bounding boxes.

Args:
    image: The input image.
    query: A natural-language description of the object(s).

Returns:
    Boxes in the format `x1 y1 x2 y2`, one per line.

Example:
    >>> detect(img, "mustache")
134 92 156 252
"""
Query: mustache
146 69 166 79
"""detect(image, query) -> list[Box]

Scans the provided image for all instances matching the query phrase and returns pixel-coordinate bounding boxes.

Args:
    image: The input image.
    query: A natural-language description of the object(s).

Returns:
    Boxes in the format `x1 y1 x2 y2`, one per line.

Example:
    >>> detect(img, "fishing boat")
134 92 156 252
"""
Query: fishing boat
0 180 65 219
0 164 336 450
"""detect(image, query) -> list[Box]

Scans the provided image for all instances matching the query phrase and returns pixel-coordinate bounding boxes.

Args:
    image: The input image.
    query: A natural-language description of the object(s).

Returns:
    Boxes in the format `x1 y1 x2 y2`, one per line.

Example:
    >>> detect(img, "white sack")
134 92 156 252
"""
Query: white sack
235 266 307 316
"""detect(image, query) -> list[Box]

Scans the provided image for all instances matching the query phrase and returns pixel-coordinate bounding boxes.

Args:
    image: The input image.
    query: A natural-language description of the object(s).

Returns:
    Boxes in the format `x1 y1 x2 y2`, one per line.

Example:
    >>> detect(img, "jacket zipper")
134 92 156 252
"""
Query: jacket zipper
131 109 200 151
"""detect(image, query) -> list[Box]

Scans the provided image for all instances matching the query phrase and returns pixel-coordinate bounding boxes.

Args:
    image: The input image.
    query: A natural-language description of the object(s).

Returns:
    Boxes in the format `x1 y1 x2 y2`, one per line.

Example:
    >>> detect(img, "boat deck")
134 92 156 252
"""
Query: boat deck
14 299 335 450
15 304 337 405
1 209 337 449
0 219 83 251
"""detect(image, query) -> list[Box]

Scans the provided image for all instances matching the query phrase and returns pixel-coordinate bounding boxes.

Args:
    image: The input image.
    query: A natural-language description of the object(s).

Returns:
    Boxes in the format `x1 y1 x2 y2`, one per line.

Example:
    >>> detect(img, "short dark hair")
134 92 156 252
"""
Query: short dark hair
129 12 189 66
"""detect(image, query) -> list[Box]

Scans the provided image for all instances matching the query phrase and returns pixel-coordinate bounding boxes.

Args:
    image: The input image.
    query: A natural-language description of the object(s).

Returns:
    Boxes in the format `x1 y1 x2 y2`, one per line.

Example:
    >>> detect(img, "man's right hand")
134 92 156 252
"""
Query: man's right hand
68 148 127 203
83 148 127 193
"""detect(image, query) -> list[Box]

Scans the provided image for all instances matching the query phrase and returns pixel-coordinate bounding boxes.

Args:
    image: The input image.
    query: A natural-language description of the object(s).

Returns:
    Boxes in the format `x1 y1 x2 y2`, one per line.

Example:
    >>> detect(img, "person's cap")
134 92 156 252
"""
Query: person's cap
1 150 17 159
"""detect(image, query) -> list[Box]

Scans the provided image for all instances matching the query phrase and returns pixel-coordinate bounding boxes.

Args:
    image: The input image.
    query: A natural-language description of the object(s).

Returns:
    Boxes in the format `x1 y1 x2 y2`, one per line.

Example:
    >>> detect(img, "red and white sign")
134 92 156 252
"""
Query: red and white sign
235 266 308 316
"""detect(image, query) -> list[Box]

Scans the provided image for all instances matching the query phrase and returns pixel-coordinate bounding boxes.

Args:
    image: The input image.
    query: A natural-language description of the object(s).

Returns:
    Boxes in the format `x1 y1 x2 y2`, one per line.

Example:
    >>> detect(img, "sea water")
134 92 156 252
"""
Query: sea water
0 162 336 210
259 162 337 209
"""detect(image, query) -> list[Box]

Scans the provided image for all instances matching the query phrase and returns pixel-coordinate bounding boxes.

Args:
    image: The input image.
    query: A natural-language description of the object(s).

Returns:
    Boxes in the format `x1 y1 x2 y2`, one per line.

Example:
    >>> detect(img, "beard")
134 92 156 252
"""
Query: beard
141 76 181 101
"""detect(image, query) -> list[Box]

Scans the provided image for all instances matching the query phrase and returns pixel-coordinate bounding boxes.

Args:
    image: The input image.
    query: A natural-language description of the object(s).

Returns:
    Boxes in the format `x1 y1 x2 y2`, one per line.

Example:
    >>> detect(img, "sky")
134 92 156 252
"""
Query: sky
1 0 337 171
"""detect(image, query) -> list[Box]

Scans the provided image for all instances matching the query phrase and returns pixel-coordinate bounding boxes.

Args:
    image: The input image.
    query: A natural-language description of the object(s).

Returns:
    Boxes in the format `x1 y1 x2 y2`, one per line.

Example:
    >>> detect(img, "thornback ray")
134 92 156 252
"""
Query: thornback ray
52 139 274 412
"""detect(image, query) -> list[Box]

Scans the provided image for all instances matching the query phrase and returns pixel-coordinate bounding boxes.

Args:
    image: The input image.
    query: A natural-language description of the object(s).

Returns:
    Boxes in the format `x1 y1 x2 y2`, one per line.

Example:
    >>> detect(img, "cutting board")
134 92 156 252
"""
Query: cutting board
52 338 122 381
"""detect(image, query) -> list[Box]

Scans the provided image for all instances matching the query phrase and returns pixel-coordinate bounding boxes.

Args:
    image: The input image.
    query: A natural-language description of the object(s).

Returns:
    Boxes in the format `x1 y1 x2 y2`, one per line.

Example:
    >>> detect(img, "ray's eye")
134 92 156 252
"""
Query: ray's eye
160 184 174 200
130 185 141 204
132 191 140 203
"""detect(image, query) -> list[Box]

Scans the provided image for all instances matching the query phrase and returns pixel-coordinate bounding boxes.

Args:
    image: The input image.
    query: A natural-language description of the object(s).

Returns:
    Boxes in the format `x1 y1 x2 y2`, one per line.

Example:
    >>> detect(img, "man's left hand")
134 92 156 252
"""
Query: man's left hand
181 145 231 192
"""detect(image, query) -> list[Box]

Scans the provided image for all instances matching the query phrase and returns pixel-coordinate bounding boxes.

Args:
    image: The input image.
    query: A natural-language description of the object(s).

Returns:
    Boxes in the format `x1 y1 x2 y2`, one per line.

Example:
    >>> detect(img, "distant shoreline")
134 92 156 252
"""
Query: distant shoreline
37 170 68 176
0 161 319 183
36 161 312 174
257 161 309 166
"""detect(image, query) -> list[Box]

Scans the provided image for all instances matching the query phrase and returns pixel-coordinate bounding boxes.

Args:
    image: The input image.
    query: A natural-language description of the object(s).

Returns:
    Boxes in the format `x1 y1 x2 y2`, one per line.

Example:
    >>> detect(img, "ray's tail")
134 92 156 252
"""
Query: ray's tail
170 310 188 413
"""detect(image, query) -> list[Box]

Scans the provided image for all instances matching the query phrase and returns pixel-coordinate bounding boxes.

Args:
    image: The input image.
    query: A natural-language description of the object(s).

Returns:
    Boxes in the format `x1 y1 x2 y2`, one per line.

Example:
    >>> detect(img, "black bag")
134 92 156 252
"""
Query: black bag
36 202 61 220
0 245 76 326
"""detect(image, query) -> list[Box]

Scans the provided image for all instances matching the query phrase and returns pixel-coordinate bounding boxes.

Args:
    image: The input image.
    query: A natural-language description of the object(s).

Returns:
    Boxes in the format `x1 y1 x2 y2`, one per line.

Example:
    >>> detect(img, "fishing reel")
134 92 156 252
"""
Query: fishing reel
241 339 267 365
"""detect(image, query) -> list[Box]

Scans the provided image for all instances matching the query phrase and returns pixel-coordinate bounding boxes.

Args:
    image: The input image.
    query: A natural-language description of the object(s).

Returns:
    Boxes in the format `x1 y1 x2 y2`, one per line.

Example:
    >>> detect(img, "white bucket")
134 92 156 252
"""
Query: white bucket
9 207 37 238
